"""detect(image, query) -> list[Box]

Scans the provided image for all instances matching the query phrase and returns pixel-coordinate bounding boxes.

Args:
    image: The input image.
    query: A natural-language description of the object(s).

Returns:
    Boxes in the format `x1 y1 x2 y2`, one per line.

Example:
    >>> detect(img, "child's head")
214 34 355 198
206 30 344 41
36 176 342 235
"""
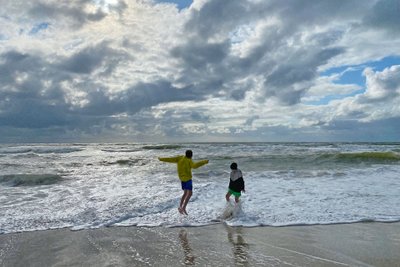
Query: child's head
185 150 193 158
230 162 238 170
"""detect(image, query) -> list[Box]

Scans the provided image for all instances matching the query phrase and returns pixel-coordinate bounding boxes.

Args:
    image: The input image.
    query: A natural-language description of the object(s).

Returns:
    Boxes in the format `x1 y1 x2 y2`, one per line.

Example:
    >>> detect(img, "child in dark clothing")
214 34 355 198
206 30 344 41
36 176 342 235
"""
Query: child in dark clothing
225 162 245 203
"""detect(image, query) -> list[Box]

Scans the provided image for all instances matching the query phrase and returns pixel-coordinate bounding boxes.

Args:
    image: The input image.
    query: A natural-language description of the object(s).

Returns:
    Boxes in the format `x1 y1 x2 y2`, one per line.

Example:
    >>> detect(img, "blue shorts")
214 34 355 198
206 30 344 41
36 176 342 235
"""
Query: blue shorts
181 180 193 190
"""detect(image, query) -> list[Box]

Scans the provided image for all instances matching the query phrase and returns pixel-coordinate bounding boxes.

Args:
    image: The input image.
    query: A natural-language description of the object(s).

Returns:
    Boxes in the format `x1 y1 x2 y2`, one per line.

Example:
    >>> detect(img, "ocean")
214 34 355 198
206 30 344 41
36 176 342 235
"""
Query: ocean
1 142 399 234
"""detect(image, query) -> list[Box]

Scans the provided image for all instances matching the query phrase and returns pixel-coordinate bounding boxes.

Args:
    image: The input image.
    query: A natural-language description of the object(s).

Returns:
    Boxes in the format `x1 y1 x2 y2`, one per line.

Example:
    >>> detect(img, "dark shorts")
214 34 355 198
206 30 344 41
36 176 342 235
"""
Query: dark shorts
181 180 193 190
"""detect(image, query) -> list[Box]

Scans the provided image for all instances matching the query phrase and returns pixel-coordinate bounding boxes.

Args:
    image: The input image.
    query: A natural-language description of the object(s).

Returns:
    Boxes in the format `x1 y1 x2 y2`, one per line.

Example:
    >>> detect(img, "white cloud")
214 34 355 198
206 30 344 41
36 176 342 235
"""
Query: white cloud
363 66 400 100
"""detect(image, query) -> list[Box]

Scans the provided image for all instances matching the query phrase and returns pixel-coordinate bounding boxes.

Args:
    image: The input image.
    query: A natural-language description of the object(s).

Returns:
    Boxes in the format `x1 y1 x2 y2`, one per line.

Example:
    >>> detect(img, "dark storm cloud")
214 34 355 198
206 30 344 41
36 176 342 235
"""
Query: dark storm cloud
77 80 198 116
60 49 105 74
230 88 247 101
364 0 400 33
0 99 69 128
185 0 366 41
185 0 255 39
0 43 191 131
171 0 356 105
171 39 230 70
170 38 230 95
263 47 345 105
58 42 127 75
0 51 63 98
0 50 69 129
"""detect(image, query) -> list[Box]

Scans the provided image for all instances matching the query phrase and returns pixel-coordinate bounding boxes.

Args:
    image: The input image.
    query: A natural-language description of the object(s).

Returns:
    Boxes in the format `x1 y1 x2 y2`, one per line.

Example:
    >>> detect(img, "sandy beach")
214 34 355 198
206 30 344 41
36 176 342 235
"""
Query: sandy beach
0 222 399 267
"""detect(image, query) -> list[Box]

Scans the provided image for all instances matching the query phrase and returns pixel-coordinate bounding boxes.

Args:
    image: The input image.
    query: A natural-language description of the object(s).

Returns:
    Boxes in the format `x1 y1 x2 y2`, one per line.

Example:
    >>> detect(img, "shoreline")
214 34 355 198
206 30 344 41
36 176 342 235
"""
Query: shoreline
1 222 399 266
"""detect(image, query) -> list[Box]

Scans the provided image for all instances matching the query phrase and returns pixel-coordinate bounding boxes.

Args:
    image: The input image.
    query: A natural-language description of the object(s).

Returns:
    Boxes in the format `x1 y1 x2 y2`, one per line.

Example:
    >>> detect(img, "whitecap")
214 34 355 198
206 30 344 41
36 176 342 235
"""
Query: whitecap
0 174 63 186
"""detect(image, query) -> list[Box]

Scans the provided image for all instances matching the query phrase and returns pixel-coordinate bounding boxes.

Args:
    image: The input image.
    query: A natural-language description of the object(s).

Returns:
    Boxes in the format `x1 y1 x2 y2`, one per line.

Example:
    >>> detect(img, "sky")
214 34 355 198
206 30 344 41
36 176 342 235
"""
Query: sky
0 0 400 143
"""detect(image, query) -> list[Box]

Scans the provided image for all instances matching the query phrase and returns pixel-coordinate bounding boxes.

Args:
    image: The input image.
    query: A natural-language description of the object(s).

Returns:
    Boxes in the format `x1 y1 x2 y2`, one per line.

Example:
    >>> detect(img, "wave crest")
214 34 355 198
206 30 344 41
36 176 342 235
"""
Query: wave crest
334 152 400 162
0 146 82 154
101 158 148 166
142 145 182 150
0 174 63 186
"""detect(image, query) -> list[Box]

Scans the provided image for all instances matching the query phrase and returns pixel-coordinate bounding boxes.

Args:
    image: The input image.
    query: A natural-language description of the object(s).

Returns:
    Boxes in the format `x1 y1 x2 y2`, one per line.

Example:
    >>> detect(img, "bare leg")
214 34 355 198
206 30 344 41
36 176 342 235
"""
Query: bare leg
179 190 191 215
225 192 232 202
181 190 192 215
234 196 240 203
180 192 186 209
179 191 187 214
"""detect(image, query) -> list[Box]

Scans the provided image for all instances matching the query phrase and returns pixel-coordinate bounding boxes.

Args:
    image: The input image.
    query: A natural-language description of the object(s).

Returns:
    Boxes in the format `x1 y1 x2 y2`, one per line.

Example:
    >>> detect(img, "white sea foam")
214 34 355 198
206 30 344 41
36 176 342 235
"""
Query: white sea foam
1 143 400 234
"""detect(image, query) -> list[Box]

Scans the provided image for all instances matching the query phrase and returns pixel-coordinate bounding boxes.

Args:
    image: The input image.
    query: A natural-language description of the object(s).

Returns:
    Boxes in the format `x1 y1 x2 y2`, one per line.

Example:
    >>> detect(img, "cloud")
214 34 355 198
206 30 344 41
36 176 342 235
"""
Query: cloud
0 50 67 128
364 0 400 33
28 0 108 29
1 0 400 142
362 65 400 101
57 41 127 75
324 65 400 128
263 47 346 105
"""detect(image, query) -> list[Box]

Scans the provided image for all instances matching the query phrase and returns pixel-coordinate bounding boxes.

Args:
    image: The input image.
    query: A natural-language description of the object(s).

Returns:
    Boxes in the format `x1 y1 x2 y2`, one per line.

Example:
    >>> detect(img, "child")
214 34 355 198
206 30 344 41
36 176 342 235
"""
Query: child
226 162 245 203
158 150 209 215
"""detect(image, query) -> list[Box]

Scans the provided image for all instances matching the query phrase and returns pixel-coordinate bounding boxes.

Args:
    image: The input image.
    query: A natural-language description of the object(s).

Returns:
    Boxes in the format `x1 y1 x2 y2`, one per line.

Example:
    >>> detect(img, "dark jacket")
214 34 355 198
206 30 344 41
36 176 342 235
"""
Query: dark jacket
229 177 245 193
228 169 245 193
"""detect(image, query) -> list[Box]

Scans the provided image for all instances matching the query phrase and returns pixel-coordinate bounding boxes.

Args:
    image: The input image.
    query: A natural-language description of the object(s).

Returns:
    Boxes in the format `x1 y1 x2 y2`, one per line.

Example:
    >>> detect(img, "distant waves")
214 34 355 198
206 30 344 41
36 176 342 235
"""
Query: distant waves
0 174 63 186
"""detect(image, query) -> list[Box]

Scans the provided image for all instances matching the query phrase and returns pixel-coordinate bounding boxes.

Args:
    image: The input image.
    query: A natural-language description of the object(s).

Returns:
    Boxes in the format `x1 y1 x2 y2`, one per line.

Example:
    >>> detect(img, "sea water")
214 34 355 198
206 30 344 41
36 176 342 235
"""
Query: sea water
1 142 399 234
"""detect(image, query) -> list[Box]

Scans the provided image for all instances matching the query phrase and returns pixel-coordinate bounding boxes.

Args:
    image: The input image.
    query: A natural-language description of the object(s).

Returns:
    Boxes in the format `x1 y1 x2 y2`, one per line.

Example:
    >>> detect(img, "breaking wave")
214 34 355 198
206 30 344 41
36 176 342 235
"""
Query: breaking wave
101 149 140 153
101 158 148 166
142 144 183 150
0 146 82 154
320 151 400 164
0 174 63 186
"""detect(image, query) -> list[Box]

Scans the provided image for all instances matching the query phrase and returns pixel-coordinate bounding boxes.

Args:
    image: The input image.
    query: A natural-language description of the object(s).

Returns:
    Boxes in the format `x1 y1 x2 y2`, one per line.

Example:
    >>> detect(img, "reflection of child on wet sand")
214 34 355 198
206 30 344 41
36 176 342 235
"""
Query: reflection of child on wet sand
179 229 195 265
226 162 245 203
158 150 209 215
225 225 249 265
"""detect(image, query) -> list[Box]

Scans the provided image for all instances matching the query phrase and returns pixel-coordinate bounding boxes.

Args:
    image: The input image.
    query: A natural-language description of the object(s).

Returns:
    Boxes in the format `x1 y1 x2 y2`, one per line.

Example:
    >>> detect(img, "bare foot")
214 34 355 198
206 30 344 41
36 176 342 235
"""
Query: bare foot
178 207 185 215
182 209 188 215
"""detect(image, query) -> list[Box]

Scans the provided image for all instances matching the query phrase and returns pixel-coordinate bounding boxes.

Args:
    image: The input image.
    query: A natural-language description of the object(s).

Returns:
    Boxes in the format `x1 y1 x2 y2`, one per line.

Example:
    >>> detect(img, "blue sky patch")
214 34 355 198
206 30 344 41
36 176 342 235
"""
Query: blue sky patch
365 56 400 71
29 22 50 35
335 68 365 86
308 56 400 106
155 0 193 10
321 56 400 87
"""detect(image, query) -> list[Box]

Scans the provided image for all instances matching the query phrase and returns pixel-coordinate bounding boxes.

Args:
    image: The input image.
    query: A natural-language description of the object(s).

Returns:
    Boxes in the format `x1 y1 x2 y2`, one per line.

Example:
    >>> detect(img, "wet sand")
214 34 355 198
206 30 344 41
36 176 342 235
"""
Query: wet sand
1 222 399 266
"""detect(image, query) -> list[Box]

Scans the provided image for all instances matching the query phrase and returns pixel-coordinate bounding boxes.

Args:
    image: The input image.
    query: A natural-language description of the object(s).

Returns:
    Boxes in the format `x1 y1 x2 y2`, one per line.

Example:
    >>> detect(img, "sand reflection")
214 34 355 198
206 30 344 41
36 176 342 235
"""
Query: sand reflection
226 225 249 266
179 229 195 265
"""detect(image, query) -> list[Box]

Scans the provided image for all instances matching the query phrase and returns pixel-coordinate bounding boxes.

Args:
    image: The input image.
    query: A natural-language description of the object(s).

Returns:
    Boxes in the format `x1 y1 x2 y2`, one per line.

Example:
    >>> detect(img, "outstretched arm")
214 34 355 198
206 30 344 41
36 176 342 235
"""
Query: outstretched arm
191 159 209 169
158 156 181 163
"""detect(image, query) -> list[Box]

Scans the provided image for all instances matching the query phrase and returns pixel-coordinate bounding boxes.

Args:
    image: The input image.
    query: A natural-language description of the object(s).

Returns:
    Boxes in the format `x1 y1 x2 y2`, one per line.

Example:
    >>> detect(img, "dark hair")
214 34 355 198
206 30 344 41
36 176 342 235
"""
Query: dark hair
185 150 193 158
230 162 238 170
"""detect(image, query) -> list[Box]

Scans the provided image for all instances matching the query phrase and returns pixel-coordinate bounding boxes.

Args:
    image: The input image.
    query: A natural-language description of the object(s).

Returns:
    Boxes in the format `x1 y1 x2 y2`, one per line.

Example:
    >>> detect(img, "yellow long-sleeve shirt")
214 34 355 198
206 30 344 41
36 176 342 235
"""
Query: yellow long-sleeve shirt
158 155 209 182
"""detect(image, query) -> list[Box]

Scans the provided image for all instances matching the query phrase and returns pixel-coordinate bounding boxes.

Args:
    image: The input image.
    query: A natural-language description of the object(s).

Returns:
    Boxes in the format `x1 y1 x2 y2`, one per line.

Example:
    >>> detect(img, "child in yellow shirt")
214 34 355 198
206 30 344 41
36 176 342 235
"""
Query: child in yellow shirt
159 150 209 215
